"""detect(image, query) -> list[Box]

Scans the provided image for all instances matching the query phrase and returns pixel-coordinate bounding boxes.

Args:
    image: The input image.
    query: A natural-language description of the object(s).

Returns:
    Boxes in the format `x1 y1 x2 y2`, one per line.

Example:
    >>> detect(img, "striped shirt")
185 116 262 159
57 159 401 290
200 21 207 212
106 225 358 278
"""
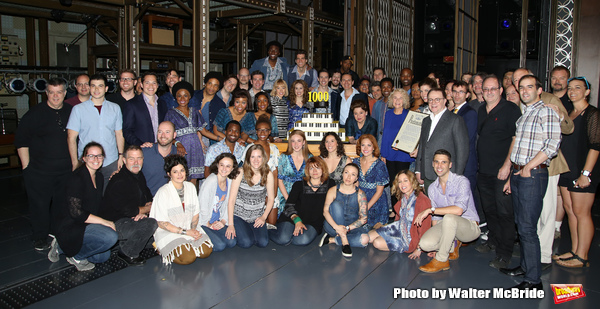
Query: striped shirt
510 100 561 166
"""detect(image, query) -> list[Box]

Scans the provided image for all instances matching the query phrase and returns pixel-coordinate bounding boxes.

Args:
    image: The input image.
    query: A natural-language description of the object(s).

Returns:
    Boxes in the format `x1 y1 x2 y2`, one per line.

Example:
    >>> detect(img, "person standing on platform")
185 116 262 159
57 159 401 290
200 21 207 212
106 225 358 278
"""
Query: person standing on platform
249 40 289 93
64 74 90 107
158 69 182 110
238 67 250 90
339 55 360 89
15 78 73 250
107 70 138 111
287 49 318 91
500 74 561 291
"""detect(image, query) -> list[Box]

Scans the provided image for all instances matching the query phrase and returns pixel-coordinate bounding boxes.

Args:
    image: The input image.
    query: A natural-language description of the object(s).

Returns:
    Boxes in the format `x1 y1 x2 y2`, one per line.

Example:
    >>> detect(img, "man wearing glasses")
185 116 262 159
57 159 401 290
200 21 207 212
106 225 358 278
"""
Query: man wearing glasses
475 75 522 270
107 69 138 110
15 78 73 250
67 74 125 193
415 88 469 194
65 74 90 107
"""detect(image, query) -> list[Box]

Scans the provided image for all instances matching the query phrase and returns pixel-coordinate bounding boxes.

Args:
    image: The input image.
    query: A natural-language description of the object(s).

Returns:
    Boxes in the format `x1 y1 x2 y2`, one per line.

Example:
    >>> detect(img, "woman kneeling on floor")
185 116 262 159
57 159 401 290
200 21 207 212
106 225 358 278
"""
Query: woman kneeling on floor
225 144 275 248
151 155 213 265
367 170 432 258
319 163 369 258
198 153 239 252
270 156 336 246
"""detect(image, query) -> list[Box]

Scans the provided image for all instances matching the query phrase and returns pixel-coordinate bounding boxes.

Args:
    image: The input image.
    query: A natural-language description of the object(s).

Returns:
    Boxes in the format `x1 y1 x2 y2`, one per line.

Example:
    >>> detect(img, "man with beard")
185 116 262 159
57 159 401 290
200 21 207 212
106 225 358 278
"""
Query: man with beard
99 145 158 266
550 65 573 113
191 71 226 144
238 67 250 90
158 70 182 110
400 68 414 95
372 78 394 144
65 74 90 106
107 69 138 110
141 121 179 195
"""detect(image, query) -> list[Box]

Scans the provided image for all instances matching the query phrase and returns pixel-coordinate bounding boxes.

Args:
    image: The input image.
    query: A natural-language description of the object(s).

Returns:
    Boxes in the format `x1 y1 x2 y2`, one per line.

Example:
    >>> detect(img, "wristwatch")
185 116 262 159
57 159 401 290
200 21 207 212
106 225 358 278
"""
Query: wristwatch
582 170 592 177
345 225 350 231
181 229 187 235
430 207 435 214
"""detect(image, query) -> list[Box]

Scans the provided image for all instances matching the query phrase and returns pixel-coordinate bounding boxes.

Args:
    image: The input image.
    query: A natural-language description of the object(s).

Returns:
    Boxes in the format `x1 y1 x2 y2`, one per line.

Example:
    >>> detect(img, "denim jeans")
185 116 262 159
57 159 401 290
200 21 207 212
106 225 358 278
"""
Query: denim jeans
323 200 367 247
114 217 158 258
269 221 318 246
73 224 118 263
203 225 237 252
233 215 269 248
511 167 548 284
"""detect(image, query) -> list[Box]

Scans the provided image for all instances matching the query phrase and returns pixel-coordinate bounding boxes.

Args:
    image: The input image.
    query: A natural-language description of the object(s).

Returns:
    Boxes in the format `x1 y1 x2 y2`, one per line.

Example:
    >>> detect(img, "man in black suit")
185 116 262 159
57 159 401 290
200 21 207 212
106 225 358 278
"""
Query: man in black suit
123 72 168 146
334 72 368 128
415 88 469 193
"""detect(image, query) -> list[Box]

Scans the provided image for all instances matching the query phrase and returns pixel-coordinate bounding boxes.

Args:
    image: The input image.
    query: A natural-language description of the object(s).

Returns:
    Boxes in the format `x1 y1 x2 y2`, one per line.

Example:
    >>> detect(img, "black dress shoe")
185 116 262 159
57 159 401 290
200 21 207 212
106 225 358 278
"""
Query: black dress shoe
512 281 543 290
118 252 146 266
489 257 510 269
499 266 525 276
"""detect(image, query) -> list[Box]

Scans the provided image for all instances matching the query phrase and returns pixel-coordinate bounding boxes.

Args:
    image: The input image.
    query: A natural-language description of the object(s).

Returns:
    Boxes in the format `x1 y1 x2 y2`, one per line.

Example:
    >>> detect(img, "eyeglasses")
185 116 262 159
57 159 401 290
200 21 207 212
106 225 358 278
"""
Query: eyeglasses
452 90 467 94
120 77 134 82
482 87 500 93
429 98 444 103
85 154 104 160
568 76 591 90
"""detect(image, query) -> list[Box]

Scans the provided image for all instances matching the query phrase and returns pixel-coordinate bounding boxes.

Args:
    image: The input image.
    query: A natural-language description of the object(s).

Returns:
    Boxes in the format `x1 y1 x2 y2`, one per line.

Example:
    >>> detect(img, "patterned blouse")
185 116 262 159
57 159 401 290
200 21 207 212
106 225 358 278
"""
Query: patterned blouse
233 176 267 223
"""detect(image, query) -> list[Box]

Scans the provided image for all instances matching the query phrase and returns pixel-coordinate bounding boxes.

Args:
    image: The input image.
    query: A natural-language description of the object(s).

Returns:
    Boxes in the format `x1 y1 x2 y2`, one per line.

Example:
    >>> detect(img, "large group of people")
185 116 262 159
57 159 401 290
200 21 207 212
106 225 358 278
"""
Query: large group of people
14 41 596 294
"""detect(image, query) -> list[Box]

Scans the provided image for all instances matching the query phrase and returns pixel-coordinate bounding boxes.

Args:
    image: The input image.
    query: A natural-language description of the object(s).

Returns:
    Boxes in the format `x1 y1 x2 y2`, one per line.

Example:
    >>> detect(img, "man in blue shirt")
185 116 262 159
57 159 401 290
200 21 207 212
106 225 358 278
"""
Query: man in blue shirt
67 74 124 191
204 120 244 177
141 121 178 196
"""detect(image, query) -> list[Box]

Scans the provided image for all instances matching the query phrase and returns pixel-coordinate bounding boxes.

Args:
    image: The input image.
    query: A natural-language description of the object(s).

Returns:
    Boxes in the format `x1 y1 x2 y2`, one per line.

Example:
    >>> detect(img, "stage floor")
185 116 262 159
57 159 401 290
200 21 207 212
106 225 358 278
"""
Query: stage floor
0 169 598 309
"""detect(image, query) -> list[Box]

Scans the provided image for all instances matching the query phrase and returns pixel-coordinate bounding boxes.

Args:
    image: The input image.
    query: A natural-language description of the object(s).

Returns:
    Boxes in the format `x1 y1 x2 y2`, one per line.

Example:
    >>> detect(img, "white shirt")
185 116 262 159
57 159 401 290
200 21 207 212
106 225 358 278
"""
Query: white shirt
428 109 447 141
340 88 359 125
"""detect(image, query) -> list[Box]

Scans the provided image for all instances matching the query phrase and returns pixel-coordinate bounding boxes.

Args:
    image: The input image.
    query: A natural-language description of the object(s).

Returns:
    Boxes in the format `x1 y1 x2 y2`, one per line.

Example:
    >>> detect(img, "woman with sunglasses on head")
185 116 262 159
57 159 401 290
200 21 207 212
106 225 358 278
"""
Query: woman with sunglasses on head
554 77 599 268
48 142 118 271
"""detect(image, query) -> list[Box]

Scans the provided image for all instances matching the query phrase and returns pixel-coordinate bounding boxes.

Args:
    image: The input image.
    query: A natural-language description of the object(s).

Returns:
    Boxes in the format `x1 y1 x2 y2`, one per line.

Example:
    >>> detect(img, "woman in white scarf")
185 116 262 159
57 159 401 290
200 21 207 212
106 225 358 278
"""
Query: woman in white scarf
150 155 213 265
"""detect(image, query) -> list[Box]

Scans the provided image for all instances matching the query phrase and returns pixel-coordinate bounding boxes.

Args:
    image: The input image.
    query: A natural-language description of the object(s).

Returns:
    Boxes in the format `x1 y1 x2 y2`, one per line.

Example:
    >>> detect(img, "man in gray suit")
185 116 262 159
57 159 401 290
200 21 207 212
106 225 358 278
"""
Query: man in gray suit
415 88 469 194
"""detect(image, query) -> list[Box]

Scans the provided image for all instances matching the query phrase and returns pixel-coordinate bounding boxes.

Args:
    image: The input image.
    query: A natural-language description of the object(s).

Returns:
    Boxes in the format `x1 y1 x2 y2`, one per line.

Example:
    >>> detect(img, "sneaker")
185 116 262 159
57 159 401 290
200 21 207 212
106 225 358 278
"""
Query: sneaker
266 223 277 230
33 238 51 251
319 233 330 247
66 257 95 271
478 222 487 228
341 245 352 258
48 238 60 263
480 230 489 241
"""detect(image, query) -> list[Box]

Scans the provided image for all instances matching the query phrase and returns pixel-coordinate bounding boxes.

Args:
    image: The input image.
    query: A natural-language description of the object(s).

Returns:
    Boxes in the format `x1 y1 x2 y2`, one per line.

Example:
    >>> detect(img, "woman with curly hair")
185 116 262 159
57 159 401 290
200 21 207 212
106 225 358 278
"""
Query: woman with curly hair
319 132 352 185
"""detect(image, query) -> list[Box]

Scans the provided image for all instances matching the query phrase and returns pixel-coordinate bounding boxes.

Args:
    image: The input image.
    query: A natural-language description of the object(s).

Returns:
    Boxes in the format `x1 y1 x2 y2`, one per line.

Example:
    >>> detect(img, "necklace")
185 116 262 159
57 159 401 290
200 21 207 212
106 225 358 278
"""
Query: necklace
307 179 322 188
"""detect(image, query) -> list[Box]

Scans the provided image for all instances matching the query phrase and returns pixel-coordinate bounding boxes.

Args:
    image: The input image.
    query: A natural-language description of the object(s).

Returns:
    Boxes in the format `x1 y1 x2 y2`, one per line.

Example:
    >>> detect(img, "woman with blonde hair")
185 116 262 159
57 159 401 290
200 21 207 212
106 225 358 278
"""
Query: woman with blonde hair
225 144 275 248
368 170 432 258
270 79 290 139
277 130 313 216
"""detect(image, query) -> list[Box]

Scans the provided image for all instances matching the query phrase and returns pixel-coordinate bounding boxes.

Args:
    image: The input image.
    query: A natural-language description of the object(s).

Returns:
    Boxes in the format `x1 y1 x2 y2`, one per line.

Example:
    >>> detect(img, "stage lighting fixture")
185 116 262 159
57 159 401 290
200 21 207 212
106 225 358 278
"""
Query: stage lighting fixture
7 77 26 93
500 19 512 29
29 78 48 93
106 80 117 93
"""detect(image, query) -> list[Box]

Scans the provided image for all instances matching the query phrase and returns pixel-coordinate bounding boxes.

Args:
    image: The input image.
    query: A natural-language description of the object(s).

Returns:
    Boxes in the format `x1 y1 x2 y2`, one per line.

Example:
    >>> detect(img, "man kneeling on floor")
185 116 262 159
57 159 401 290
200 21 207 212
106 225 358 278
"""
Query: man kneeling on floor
415 149 480 273
99 145 158 265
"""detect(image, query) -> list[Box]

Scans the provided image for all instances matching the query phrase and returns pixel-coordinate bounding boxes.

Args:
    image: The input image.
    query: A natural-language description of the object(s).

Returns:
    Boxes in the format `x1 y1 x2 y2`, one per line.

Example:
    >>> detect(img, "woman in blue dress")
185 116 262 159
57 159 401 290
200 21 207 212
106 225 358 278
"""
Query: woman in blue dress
214 89 257 143
287 80 311 130
352 134 390 228
165 81 221 185
277 130 313 217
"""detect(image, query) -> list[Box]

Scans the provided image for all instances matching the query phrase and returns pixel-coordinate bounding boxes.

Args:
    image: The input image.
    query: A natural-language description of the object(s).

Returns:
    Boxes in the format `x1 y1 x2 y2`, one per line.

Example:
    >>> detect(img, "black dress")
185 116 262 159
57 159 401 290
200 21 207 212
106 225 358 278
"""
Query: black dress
558 105 600 193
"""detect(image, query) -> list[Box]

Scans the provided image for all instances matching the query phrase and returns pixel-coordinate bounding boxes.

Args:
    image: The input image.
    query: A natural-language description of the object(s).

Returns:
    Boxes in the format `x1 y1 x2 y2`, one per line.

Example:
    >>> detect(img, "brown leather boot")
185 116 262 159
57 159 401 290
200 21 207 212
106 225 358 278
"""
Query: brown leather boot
449 240 462 260
419 258 450 273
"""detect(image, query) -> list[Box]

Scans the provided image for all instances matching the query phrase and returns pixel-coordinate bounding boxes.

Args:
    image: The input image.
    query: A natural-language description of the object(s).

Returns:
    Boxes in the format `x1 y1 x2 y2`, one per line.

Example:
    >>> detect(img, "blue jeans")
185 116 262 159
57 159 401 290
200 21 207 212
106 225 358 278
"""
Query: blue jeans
269 221 318 246
323 200 367 247
203 225 237 252
511 168 548 284
73 224 118 263
233 216 269 248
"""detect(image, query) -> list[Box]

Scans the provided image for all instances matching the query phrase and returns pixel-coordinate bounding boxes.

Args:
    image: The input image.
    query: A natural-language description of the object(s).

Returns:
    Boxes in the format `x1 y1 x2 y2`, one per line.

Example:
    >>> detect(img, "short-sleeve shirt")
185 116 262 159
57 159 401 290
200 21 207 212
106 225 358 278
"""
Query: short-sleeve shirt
66 99 123 166
204 139 245 168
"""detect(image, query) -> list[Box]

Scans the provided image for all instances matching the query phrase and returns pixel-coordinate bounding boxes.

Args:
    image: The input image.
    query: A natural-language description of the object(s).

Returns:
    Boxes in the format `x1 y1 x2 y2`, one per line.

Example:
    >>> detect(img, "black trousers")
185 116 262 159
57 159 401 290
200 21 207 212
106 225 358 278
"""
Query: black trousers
23 167 70 241
477 173 515 260
115 217 158 258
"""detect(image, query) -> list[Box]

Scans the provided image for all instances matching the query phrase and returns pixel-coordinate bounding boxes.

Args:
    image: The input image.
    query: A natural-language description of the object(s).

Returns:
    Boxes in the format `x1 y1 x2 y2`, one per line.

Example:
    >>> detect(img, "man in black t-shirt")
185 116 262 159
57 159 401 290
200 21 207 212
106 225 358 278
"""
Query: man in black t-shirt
15 78 73 251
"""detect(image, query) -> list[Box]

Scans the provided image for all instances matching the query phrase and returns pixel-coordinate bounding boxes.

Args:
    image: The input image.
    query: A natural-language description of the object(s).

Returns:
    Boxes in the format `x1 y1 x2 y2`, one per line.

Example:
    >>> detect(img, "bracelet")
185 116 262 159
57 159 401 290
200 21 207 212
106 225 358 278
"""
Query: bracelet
292 217 302 224
180 228 186 235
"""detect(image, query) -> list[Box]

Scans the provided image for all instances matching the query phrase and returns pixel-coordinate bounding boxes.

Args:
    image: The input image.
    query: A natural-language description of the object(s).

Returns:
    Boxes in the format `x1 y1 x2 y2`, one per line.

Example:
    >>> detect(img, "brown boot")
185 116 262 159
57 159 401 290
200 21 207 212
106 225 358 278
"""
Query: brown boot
419 258 450 273
449 240 461 260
